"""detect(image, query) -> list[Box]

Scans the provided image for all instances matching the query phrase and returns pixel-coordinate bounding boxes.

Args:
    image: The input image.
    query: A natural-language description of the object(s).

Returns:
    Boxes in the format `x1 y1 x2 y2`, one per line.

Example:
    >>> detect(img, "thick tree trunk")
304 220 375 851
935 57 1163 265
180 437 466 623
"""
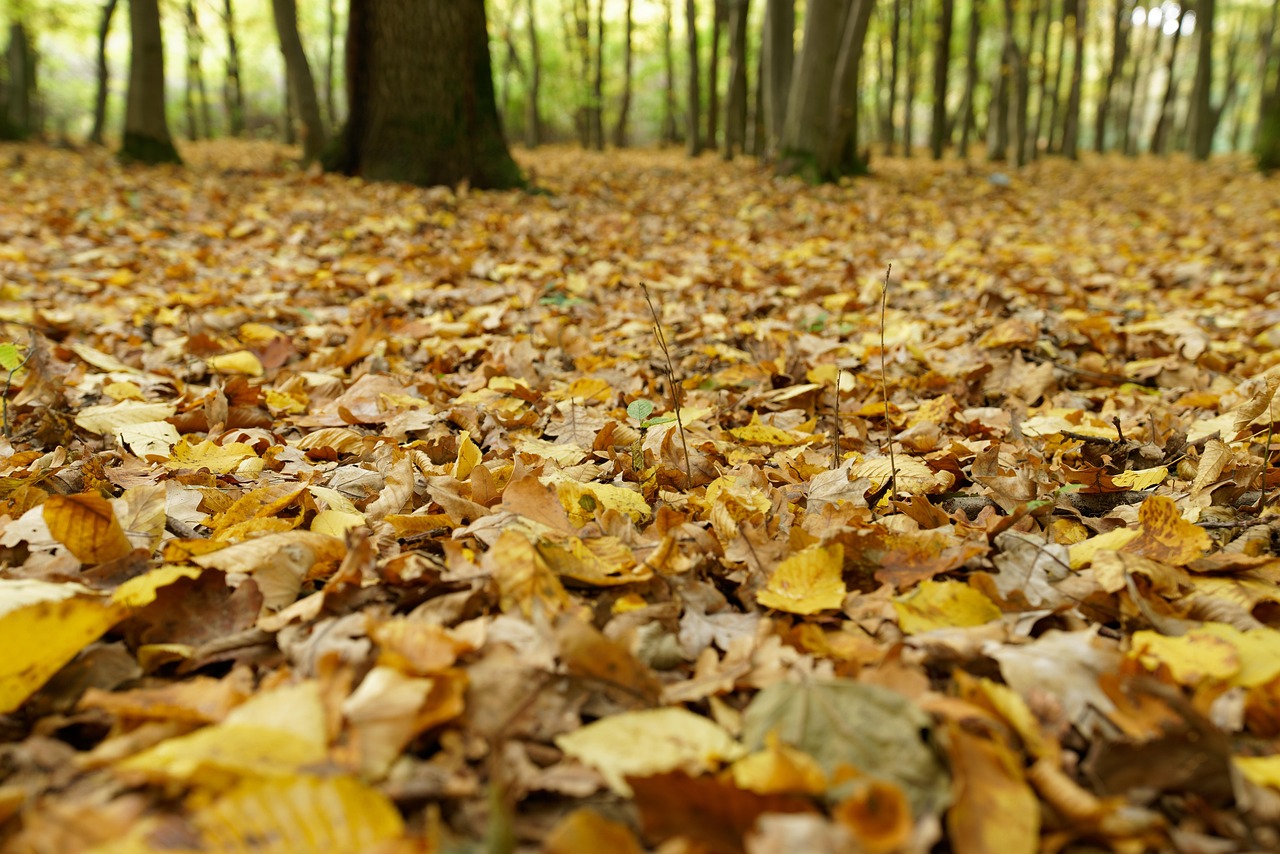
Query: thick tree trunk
526 0 542 147
1149 6 1185 154
1190 0 1216 159
331 0 521 188
1094 0 1131 153
1061 0 1086 159
223 0 245 137
272 0 326 163
90 0 119 146
722 0 749 159
1259 47 1280 170
1257 0 1279 152
121 0 180 163
613 0 634 146
778 0 873 181
956 0 981 158
930 0 954 160
3 23 34 140
761 0 794 156
686 0 702 155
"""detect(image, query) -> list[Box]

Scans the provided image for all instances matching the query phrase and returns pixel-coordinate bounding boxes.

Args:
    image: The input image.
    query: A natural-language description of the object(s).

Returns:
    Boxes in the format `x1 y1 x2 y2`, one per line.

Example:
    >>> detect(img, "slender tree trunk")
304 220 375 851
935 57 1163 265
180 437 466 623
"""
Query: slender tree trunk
325 0 337 126
1029 0 1054 159
271 0 326 163
751 48 765 154
707 0 724 150
1120 12 1151 156
903 0 918 156
1190 0 1216 159
686 0 702 154
122 0 181 163
827 0 876 174
613 0 634 146
90 0 119 146
956 0 981 158
989 5 1013 160
761 0 794 156
723 0 749 159
1149 6 1185 154
662 0 678 144
331 0 521 188
571 0 590 145
1257 0 1279 152
1259 19 1280 169
282 64 297 144
1007 0 1032 167
526 0 542 147
1061 0 1086 159
1094 0 1131 153
185 1 200 139
223 0 245 137
930 0 954 159
591 0 604 150
884 0 901 151
1046 0 1068 152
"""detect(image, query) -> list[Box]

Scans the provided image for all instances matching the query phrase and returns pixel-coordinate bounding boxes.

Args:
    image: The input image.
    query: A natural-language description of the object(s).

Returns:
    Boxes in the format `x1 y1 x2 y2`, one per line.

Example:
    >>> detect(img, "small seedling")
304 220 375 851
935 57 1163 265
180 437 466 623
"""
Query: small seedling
1 340 31 440
639 283 694 488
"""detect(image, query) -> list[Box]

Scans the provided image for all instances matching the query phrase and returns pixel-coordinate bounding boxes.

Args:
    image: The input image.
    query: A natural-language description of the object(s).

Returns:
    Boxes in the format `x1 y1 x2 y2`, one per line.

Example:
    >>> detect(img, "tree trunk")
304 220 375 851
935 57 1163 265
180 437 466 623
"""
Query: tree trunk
271 0 326 163
1006 0 1032 167
282 64 297 144
1094 0 1131 153
930 0 954 159
121 0 181 163
1119 10 1151 156
956 0 981 158
1046 0 1067 153
884 0 901 152
761 0 794 156
707 0 725 150
778 0 873 181
989 8 1012 161
325 0 337 126
826 0 876 174
591 0 604 150
1061 0 1085 159
1149 5 1185 154
1259 37 1280 170
613 0 634 146
90 0 119 146
2 23 34 140
223 0 245 137
722 0 749 159
526 0 543 147
903 0 917 156
686 0 702 155
1190 0 1216 159
330 0 521 189
1029 0 1054 159
1256 0 1279 153
662 0 678 144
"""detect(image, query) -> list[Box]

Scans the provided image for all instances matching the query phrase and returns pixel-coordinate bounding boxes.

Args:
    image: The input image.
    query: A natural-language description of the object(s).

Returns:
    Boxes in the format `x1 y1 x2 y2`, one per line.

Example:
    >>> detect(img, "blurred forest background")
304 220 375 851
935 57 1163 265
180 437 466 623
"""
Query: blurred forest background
0 0 1276 176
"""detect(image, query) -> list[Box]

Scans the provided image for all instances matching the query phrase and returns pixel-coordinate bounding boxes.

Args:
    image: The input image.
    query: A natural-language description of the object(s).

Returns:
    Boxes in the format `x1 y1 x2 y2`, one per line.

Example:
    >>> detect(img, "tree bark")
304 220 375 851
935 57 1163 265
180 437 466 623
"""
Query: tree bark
223 0 245 137
706 0 725 150
526 0 542 147
988 6 1012 161
90 0 119 146
1149 5 1185 154
1061 0 1086 159
330 0 521 189
591 0 604 150
1256 0 1279 153
761 0 794 156
1259 22 1280 170
1119 9 1150 156
121 0 180 163
903 0 917 156
723 0 749 159
826 0 876 174
325 0 337 126
1190 0 1216 159
613 0 634 146
1046 0 1067 152
930 0 954 160
1094 0 1131 152
662 0 679 144
956 0 981 158
884 0 901 153
686 0 702 155
272 0 326 163
1029 0 1053 159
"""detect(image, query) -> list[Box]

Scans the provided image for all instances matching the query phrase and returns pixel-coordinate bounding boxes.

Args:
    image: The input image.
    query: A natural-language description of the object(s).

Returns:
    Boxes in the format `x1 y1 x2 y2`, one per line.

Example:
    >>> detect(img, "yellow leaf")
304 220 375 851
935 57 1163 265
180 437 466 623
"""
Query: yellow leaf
555 708 744 795
42 493 133 564
544 809 644 854
833 779 913 854
206 350 264 376
102 380 144 401
945 725 1039 854
1109 466 1168 490
0 580 121 713
1132 623 1280 688
1234 755 1280 790
757 543 847 615
547 472 652 525
1068 527 1140 569
237 321 284 343
894 579 1002 635
849 456 954 496
729 412 814 446
111 565 202 609
485 529 573 617
165 437 258 474
730 733 828 796
537 535 652 587
264 388 308 416
74 400 176 436
1122 495 1212 565
311 509 365 537
454 430 482 480
192 775 403 854
116 419 181 458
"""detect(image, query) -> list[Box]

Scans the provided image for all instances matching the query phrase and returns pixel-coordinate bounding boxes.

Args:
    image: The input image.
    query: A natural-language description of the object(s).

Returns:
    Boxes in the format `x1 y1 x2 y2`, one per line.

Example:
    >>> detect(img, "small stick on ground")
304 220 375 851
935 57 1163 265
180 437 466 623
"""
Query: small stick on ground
832 372 842 469
640 282 693 488
880 264 897 501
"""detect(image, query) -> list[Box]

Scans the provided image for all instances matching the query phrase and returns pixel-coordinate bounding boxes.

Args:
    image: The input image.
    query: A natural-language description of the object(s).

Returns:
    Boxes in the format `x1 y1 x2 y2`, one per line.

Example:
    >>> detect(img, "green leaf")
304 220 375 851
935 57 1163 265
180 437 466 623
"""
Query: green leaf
627 399 655 426
0 343 24 373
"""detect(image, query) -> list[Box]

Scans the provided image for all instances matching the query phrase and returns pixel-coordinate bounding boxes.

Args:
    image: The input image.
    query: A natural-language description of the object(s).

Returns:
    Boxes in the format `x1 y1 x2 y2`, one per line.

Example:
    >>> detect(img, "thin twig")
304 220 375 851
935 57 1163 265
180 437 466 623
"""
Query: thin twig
640 282 693 488
832 371 841 469
880 264 897 502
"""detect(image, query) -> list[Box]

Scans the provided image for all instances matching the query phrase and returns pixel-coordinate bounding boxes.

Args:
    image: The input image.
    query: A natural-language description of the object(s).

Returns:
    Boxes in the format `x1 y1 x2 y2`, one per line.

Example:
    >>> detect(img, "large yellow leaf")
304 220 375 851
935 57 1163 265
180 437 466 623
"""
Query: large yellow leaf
757 543 847 615
42 493 133 564
894 579 1002 635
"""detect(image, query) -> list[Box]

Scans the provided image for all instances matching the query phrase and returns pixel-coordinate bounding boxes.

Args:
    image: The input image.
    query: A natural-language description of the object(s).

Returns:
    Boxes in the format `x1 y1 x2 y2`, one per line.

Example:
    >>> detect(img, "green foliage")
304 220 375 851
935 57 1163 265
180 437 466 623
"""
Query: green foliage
0 342 24 373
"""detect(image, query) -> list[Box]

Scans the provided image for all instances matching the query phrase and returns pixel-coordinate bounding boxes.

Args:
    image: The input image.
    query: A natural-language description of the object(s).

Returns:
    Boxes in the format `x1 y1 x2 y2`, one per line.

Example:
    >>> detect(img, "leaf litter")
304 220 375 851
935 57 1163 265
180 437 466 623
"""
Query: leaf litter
1 141 1280 851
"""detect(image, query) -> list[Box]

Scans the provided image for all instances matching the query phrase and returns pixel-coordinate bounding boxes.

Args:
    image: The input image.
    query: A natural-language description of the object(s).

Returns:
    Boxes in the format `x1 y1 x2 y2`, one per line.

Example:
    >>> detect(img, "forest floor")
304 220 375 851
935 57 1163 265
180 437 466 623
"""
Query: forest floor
1 140 1280 853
